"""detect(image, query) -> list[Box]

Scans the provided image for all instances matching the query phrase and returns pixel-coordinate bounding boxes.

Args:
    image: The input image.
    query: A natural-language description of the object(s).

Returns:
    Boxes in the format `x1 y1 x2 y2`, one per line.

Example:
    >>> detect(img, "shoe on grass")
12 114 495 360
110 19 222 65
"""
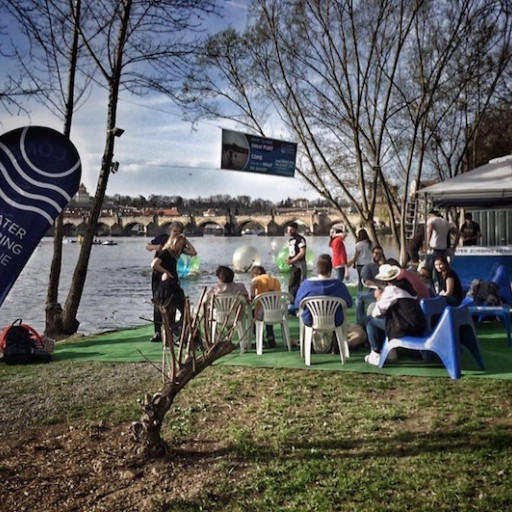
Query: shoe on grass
364 350 380 366
150 333 162 343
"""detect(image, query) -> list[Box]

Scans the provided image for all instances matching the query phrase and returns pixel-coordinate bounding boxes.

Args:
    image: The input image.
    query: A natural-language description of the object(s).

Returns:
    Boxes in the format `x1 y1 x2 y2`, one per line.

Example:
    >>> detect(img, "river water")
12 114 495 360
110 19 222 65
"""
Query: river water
0 235 398 335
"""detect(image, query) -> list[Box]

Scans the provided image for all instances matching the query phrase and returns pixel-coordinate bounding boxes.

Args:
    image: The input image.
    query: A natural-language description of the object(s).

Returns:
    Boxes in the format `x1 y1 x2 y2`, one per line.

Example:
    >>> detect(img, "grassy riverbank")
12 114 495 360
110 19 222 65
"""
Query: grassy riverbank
1 358 512 511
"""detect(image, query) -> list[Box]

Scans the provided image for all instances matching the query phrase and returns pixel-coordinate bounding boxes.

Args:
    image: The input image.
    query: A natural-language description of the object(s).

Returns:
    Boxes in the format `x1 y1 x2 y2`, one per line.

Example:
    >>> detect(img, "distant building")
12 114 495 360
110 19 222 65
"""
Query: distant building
69 183 92 208
143 207 181 216
292 198 309 208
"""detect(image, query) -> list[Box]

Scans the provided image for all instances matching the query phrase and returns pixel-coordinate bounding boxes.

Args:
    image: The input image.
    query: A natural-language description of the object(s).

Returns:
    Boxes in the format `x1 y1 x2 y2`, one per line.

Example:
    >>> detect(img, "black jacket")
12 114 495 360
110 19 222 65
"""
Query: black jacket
385 298 426 339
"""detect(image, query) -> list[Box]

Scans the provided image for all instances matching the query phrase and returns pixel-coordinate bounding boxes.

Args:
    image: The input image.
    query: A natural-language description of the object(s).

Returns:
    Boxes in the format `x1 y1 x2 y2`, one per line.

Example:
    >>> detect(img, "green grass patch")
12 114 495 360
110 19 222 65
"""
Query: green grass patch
2 357 512 511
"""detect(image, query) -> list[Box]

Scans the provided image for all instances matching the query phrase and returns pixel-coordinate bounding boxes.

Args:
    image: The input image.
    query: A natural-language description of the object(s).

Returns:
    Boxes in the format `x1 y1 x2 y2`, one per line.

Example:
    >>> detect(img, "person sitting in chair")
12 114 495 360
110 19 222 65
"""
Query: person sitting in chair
250 265 281 348
434 255 463 306
208 265 251 348
209 265 250 302
364 264 426 366
295 254 353 327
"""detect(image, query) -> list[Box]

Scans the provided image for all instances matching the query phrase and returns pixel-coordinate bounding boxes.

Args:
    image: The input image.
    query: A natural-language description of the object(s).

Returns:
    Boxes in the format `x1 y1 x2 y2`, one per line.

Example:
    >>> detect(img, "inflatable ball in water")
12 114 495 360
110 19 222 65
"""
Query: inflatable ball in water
275 246 315 273
232 246 261 272
177 254 200 278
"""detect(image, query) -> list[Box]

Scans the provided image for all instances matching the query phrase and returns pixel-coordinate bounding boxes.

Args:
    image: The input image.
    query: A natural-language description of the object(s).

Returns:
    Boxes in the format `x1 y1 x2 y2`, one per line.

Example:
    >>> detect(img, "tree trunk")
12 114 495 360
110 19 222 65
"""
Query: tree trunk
131 298 238 459
45 212 65 337
57 0 131 336
45 0 82 337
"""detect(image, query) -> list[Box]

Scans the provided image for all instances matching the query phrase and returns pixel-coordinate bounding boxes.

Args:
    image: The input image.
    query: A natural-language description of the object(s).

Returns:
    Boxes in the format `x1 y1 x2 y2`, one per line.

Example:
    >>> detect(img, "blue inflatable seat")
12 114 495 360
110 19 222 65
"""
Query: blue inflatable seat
421 296 448 333
379 303 484 379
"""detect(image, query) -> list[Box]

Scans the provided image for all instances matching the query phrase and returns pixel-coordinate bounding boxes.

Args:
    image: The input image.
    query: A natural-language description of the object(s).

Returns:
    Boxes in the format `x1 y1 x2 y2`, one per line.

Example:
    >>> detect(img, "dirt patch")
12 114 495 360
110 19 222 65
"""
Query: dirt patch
0 421 233 512
0 362 254 512
0 361 205 511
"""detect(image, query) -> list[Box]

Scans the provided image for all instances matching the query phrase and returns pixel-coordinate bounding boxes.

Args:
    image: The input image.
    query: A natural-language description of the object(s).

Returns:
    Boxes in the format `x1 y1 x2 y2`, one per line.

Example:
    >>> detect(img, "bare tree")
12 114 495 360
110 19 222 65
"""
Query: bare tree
1 0 92 334
131 290 238 458
0 18 50 115
181 0 512 259
1 0 220 335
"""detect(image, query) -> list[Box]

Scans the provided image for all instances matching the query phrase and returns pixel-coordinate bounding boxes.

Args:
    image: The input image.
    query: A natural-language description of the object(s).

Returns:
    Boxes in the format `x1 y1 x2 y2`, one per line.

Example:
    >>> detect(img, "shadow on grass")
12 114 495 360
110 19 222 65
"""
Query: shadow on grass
166 428 512 464
148 428 512 511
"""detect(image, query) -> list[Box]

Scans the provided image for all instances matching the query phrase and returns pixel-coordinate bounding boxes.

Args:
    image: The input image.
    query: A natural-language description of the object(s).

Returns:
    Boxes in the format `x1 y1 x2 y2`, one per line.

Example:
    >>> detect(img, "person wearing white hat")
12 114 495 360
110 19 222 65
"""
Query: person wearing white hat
364 264 426 366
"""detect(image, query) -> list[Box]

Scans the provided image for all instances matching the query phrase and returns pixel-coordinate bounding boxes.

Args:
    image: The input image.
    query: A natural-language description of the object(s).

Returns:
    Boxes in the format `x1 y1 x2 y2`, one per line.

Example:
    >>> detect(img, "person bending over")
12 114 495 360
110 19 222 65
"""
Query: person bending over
151 234 188 343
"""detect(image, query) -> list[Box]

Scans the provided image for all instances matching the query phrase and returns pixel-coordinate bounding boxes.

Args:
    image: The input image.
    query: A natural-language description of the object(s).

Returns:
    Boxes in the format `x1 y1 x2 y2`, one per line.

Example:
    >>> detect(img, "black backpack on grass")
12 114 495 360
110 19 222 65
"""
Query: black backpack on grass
0 319 51 365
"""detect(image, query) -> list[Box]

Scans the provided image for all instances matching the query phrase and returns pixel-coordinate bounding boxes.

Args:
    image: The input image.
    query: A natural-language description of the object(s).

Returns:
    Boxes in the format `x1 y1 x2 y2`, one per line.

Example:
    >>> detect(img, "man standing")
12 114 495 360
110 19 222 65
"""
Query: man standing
426 209 458 261
146 221 197 342
286 222 307 300
460 212 481 246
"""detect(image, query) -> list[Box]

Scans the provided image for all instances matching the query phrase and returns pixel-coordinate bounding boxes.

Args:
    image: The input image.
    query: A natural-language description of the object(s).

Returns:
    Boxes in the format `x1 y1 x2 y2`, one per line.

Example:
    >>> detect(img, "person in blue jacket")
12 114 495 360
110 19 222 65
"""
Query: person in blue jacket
295 253 353 327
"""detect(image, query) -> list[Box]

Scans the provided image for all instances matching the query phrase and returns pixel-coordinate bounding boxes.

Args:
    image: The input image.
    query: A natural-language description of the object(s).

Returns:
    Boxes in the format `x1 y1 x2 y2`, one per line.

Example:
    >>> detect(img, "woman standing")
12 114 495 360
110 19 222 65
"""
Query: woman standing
347 228 373 291
434 255 463 306
329 228 348 282
151 234 189 341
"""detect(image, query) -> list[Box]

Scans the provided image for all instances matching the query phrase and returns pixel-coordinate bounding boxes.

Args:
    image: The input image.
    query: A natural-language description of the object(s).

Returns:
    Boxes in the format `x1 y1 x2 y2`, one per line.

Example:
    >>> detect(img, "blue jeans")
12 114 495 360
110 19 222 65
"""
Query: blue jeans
356 290 376 325
365 316 386 352
356 264 365 291
334 266 346 282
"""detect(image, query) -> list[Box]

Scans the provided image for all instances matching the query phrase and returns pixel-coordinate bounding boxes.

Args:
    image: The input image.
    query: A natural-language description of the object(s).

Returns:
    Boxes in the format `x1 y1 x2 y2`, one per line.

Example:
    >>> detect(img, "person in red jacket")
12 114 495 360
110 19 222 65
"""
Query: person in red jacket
329 227 348 282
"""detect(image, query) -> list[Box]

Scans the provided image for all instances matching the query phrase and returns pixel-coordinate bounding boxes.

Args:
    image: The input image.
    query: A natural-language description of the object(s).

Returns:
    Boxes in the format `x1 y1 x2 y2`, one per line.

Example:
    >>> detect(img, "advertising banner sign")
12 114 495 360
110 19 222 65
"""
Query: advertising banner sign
221 129 297 177
0 126 81 308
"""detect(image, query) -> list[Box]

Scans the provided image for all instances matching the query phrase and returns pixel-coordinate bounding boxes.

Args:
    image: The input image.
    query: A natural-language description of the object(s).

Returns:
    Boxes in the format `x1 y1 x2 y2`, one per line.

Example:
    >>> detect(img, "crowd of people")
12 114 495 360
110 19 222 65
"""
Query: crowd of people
145 211 479 366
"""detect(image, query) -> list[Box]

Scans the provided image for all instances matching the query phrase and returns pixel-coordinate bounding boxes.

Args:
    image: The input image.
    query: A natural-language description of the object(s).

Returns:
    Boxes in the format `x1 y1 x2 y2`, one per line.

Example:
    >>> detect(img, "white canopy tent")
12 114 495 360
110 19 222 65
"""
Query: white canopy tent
418 155 512 208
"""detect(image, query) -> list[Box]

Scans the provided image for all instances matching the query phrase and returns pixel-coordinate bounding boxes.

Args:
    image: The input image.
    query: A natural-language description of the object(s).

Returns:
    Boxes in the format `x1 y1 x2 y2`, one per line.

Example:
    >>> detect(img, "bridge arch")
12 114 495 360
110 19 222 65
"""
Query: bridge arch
121 221 152 236
194 219 227 236
62 211 357 237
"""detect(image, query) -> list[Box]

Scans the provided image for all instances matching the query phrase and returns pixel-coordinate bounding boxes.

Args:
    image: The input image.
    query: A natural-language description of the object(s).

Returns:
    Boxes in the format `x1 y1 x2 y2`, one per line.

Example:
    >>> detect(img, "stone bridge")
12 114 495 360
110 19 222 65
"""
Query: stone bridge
61 211 358 237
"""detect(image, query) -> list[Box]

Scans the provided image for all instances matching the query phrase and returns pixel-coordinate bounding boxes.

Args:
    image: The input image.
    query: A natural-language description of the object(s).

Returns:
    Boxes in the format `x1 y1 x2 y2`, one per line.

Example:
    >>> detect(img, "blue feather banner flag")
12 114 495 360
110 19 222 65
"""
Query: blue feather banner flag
0 126 82 309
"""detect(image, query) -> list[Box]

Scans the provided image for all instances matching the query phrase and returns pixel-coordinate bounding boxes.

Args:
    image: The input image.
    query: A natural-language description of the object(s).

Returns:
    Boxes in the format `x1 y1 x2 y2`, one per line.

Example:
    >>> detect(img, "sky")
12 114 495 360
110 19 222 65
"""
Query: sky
0 0 321 203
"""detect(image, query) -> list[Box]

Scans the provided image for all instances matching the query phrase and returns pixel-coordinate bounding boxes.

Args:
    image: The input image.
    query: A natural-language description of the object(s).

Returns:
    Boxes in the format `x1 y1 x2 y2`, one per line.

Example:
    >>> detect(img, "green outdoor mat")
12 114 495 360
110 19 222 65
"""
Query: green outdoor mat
54 318 512 380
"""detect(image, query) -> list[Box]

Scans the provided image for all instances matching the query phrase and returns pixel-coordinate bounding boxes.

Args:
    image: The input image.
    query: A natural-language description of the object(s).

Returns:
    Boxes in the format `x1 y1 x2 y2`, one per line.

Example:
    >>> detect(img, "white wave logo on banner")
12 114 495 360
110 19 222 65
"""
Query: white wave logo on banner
0 126 82 309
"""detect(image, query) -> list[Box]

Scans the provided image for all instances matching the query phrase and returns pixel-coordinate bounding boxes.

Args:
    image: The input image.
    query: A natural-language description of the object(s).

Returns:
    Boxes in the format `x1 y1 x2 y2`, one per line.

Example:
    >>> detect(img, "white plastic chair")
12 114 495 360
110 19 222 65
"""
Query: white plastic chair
298 296 349 366
252 291 293 355
210 294 253 352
